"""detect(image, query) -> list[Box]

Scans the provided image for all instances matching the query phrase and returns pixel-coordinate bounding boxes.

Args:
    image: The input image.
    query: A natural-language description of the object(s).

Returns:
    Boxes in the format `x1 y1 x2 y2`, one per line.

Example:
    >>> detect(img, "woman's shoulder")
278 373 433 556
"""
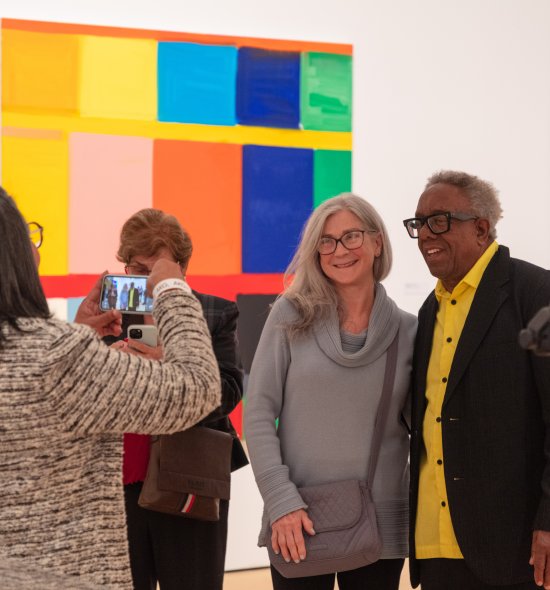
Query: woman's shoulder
397 307 417 325
15 316 68 334
22 317 94 340
5 318 95 359
396 307 417 340
192 290 237 313
270 296 300 323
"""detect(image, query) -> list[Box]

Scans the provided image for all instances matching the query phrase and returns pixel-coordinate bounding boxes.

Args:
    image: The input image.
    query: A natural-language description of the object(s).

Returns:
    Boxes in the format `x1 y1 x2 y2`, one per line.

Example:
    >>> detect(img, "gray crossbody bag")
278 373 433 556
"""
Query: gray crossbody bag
268 330 400 578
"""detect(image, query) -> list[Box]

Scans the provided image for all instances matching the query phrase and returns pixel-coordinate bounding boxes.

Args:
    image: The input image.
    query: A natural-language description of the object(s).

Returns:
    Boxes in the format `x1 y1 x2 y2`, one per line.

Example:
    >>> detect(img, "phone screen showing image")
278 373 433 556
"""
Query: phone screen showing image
99 274 153 315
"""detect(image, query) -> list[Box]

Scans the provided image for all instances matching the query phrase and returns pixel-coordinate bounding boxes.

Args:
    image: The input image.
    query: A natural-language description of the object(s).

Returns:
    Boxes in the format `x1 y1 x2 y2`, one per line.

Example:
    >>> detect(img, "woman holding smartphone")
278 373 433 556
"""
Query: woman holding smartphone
107 208 247 590
0 187 221 589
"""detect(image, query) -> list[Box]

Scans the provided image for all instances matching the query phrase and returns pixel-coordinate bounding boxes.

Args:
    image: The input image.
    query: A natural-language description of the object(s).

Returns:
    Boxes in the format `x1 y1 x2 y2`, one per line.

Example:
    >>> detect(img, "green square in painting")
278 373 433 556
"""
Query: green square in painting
301 52 352 132
314 150 352 207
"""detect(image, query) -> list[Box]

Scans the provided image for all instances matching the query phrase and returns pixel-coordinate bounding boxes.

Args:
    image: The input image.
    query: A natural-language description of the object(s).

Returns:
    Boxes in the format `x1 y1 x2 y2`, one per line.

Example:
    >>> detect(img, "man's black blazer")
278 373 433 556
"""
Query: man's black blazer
409 245 550 586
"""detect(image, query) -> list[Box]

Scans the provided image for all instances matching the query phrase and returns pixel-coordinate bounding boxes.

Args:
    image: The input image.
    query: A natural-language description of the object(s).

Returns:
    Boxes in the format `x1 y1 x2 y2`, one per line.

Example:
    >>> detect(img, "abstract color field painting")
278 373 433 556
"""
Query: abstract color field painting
1 19 353 435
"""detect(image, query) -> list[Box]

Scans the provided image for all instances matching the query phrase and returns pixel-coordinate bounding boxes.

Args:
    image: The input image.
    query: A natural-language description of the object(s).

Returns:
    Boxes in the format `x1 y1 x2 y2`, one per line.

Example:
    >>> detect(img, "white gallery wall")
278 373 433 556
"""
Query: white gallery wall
2 0 550 570
2 0 549 312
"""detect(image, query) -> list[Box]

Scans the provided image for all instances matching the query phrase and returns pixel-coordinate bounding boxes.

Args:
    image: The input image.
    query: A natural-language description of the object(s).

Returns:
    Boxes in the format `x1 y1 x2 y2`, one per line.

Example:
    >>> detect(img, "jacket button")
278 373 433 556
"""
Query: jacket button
437 459 443 465
441 501 446 507
436 417 441 423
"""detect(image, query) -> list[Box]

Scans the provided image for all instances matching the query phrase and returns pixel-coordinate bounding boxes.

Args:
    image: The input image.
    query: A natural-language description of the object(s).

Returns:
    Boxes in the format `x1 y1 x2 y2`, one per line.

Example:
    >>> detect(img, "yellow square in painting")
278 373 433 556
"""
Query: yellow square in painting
2 29 79 113
80 36 157 121
2 134 69 276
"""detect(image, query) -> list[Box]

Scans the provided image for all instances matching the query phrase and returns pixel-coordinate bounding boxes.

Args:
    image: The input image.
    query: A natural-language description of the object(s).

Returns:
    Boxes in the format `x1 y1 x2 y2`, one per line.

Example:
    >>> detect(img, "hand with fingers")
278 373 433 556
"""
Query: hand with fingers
75 272 122 338
271 509 315 564
531 530 550 588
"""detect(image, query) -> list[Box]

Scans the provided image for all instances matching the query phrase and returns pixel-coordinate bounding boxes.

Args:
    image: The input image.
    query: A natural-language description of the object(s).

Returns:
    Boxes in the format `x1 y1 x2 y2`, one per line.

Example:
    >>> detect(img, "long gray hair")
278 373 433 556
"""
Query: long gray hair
282 193 392 337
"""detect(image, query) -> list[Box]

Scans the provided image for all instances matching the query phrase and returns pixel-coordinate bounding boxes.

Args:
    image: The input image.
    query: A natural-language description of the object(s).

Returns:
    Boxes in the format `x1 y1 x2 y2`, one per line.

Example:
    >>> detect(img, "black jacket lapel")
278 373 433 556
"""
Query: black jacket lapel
443 246 510 409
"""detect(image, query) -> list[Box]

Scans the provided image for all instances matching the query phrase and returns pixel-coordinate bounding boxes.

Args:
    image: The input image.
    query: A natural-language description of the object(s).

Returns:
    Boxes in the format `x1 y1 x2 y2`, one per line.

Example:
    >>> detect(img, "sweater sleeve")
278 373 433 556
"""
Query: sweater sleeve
244 300 308 525
42 290 221 436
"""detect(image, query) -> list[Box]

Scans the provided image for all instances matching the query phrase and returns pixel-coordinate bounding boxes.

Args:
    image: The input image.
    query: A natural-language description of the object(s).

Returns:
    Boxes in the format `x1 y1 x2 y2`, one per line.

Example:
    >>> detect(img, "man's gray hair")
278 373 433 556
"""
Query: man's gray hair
426 170 503 239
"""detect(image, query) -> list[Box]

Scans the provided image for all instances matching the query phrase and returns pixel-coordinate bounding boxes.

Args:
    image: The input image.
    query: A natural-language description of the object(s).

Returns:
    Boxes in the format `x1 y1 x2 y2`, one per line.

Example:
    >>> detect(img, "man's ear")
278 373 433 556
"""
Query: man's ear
476 218 491 243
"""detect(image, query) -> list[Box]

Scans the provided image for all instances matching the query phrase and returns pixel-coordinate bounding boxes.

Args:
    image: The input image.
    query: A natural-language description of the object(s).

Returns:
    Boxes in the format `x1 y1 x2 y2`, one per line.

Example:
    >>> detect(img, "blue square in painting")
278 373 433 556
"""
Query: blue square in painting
67 297 85 322
237 47 301 129
243 145 313 272
158 42 238 126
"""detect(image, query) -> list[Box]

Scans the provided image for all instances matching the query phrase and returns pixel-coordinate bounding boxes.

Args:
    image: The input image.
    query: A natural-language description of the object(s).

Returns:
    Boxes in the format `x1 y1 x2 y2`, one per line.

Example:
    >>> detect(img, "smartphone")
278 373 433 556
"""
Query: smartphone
99 274 154 315
127 325 158 347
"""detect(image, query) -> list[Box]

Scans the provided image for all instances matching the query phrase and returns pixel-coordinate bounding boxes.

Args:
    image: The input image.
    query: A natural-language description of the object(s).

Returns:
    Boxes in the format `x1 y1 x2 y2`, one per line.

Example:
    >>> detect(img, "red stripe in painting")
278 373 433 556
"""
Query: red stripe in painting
41 274 285 301
40 274 100 298
229 401 243 439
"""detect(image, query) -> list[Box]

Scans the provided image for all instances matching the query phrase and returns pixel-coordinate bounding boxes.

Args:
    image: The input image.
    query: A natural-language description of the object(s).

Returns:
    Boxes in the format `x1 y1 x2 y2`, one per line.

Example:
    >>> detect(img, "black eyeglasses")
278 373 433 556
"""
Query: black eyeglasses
402 212 478 239
318 229 377 255
124 260 184 276
28 222 44 248
124 264 151 276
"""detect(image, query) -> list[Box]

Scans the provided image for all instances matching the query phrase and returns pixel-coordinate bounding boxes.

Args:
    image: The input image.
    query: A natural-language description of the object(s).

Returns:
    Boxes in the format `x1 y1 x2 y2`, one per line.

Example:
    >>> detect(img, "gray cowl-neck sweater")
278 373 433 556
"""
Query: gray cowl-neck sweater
244 284 417 559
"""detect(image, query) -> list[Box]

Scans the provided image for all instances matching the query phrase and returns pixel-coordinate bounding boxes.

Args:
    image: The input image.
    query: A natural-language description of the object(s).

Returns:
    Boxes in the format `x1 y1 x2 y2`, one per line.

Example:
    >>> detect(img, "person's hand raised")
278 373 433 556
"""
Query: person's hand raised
146 259 186 296
75 272 122 337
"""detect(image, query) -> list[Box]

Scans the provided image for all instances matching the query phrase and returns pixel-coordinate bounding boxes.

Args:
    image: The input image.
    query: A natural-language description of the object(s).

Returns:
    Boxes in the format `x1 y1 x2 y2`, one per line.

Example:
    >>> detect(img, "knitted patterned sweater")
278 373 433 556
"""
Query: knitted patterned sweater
0 290 221 589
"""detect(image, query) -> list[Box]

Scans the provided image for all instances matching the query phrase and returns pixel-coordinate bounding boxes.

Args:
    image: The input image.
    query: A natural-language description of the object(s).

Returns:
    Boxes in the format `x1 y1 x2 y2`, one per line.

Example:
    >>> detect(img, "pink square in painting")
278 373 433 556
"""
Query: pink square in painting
69 133 153 273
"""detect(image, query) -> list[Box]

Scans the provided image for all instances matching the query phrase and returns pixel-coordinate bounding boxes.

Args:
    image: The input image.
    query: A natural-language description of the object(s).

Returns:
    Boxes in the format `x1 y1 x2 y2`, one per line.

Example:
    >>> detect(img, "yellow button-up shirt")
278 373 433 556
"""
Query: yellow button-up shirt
415 241 498 559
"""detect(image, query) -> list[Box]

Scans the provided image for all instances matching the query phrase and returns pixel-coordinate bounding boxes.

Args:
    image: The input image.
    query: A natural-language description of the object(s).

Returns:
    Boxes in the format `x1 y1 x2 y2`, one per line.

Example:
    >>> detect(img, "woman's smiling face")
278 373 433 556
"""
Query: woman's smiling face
319 209 381 290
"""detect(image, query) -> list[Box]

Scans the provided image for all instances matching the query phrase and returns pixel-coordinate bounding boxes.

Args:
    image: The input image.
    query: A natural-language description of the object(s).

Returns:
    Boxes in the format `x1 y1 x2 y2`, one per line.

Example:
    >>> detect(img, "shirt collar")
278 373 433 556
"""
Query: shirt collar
435 241 499 302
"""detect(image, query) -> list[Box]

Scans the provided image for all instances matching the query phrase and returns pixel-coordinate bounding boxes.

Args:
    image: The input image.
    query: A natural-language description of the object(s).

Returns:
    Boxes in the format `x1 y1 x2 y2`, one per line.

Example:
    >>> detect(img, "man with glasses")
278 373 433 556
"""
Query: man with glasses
127 281 141 312
404 171 550 590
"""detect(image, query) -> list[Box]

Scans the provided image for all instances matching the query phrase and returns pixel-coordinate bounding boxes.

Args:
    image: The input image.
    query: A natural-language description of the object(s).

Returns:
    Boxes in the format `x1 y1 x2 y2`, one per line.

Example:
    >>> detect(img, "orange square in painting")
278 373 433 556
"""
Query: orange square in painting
2 29 79 113
153 140 242 275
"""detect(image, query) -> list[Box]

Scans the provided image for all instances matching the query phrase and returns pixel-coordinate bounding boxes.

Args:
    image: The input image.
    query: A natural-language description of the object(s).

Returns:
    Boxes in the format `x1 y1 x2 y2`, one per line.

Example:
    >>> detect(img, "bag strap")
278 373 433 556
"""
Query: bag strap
367 330 400 484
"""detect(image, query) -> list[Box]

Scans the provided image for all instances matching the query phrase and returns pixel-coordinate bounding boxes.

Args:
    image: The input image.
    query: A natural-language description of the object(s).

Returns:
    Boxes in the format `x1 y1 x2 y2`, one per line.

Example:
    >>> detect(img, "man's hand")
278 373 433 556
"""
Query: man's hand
271 509 315 564
74 273 122 337
530 530 550 587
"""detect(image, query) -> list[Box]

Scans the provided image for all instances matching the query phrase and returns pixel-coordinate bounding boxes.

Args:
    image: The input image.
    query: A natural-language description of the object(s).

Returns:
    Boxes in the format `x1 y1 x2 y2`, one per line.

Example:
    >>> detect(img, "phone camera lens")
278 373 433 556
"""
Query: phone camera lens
129 329 142 339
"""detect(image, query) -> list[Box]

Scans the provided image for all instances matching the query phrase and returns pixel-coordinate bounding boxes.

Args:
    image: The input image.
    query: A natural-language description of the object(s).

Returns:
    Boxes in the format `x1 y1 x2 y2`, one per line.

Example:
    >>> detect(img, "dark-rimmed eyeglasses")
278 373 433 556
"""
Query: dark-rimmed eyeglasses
124 264 151 276
318 229 377 255
402 212 478 239
124 260 184 276
28 222 44 248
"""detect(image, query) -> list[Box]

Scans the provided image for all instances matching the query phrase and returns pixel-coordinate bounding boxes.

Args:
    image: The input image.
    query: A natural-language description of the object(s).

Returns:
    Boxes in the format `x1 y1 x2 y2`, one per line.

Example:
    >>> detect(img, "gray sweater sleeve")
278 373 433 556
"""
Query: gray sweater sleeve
42 289 222 436
244 300 308 524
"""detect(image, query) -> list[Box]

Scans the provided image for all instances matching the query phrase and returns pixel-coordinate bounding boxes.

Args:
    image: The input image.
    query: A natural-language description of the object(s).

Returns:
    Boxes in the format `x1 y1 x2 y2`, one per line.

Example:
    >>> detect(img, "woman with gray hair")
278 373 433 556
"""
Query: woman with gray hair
245 193 416 590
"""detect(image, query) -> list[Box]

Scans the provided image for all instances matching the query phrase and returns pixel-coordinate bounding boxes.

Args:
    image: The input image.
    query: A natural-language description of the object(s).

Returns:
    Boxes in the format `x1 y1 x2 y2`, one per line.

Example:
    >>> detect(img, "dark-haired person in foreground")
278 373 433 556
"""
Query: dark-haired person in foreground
0 186 221 589
404 171 550 589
